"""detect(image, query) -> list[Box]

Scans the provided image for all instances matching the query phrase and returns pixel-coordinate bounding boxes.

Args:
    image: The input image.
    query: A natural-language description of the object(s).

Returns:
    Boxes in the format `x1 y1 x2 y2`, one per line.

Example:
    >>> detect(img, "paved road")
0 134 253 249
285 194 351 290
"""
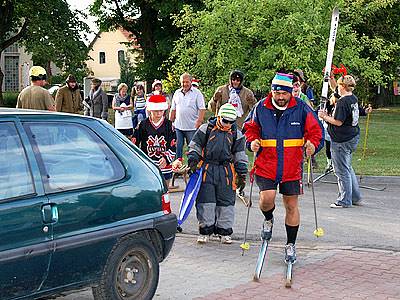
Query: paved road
57 175 400 299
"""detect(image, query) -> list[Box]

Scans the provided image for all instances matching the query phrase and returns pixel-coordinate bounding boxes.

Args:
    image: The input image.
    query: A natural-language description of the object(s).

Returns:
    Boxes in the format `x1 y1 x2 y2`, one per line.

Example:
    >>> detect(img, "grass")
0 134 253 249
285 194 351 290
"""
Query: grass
109 107 400 176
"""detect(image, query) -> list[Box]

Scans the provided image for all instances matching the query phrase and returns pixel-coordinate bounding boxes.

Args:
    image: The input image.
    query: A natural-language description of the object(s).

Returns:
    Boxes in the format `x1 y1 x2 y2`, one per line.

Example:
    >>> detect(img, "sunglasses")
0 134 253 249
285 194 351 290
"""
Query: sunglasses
231 78 241 82
222 118 235 124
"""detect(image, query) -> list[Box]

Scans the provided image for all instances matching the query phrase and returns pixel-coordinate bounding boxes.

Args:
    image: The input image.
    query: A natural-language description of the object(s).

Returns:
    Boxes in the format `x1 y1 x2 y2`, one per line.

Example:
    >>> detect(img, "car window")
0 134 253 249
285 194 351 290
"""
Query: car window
25 122 125 193
0 122 35 200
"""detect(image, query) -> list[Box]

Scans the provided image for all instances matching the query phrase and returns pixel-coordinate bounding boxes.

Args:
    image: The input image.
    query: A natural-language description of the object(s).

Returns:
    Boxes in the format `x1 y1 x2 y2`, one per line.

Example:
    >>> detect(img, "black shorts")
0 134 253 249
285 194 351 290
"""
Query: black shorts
255 175 303 196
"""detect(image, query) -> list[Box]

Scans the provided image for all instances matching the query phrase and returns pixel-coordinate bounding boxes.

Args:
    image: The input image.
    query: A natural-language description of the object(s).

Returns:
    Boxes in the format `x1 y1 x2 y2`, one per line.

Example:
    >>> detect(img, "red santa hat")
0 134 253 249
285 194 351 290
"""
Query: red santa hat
152 79 162 90
192 78 200 87
147 94 168 111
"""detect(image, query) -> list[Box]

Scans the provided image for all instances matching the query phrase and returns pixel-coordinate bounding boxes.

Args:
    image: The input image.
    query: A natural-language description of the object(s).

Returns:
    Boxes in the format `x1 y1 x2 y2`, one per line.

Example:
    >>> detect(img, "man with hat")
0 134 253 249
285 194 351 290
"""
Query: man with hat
243 72 324 264
83 78 108 120
208 70 256 129
16 66 55 111
55 74 82 113
188 103 248 244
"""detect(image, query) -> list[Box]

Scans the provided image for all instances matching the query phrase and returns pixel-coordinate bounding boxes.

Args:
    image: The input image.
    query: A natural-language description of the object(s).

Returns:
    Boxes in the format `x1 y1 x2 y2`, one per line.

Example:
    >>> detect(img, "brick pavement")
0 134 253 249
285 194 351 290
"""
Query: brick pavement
195 249 400 300
57 235 400 300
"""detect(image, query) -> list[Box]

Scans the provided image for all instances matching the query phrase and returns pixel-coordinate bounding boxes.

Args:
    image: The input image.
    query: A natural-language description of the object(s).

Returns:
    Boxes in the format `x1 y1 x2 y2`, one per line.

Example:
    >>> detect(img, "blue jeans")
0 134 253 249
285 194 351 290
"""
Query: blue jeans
176 129 196 159
331 134 361 206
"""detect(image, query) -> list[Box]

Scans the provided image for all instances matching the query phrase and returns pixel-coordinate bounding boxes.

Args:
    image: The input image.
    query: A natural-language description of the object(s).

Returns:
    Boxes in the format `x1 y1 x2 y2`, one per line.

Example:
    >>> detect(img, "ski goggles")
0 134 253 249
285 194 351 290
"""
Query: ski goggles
222 118 235 124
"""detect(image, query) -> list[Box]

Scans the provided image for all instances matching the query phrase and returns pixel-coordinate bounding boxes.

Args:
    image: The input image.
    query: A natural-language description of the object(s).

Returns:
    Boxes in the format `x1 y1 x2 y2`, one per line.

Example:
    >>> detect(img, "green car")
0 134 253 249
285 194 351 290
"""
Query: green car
0 108 176 300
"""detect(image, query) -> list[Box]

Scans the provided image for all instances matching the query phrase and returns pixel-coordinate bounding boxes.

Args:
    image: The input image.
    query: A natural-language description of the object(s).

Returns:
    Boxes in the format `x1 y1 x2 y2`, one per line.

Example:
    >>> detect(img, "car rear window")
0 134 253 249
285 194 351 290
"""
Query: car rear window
0 122 35 201
25 122 125 193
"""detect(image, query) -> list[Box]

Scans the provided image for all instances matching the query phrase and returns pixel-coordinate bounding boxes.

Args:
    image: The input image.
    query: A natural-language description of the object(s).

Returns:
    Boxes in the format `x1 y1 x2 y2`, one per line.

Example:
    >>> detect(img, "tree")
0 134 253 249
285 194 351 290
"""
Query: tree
0 0 90 106
168 0 400 105
90 0 203 86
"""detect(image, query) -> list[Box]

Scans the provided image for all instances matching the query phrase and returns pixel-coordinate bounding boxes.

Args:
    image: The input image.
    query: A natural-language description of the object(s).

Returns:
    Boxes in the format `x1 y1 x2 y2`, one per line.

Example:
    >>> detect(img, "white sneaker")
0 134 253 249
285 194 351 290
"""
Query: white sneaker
197 235 209 244
221 235 232 244
210 234 221 242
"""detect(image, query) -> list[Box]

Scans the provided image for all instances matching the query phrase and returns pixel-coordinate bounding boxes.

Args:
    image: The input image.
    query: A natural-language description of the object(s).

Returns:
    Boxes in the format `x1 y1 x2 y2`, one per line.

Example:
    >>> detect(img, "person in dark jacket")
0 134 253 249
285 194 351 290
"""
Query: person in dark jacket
55 74 82 114
83 78 108 120
244 72 324 264
188 103 248 244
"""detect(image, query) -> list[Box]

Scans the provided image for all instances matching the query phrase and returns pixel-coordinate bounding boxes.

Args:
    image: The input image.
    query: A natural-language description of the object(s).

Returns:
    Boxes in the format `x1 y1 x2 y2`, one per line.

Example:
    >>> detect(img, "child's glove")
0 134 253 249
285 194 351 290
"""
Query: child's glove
172 159 183 172
237 174 246 191
187 159 198 176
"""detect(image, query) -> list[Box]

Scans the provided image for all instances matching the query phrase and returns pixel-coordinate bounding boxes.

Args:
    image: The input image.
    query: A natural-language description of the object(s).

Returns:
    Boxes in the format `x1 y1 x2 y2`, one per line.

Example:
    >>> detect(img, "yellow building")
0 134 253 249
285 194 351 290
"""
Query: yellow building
87 28 141 91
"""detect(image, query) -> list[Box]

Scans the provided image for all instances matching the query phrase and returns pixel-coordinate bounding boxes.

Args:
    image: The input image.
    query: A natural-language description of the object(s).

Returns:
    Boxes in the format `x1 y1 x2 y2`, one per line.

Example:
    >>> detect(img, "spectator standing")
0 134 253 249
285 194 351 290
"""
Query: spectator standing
112 83 133 137
55 74 82 113
16 66 55 111
208 70 257 129
132 84 147 129
83 78 108 120
318 75 365 208
169 73 206 159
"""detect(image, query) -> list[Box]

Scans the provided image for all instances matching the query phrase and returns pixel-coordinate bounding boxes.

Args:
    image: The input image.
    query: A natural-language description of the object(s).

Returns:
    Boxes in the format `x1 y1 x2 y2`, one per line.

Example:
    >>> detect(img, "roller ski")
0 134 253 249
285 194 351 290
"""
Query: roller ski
253 218 273 281
284 243 296 288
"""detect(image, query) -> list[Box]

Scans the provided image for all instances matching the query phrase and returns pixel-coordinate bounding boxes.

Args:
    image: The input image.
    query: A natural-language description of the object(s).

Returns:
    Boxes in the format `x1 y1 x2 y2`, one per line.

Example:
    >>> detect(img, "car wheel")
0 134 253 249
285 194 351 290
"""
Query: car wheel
92 234 159 300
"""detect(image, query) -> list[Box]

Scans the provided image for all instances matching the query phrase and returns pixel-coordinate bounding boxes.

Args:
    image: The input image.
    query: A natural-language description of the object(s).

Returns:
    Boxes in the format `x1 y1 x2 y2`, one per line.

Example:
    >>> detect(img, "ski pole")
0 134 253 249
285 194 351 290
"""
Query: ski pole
307 157 311 187
240 152 256 255
309 157 324 237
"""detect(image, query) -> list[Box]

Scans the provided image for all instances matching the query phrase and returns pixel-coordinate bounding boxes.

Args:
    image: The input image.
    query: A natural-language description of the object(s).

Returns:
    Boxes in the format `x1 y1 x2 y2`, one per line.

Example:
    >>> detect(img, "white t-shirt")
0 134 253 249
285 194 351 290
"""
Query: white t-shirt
171 87 205 130
114 103 133 129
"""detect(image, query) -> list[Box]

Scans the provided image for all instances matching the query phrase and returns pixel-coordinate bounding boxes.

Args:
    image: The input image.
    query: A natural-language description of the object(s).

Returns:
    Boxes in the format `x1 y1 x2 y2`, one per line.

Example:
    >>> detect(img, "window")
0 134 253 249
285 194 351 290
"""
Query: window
0 123 35 201
25 123 125 193
4 56 19 91
99 51 106 64
118 50 125 64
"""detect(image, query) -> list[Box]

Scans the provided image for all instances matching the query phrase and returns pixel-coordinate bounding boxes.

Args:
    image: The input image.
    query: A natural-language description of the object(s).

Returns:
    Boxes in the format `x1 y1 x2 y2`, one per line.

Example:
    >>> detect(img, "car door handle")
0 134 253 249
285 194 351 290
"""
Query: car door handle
41 203 59 224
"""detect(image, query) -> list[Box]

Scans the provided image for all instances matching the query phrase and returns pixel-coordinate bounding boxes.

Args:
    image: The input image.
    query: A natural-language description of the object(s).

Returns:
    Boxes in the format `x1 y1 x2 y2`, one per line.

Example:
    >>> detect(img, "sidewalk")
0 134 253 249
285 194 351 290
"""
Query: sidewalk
194 246 400 300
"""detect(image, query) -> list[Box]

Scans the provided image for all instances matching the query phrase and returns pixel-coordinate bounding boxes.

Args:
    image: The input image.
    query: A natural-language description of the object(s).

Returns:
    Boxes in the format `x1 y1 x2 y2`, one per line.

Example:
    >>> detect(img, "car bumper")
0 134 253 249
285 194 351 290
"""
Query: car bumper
154 213 177 260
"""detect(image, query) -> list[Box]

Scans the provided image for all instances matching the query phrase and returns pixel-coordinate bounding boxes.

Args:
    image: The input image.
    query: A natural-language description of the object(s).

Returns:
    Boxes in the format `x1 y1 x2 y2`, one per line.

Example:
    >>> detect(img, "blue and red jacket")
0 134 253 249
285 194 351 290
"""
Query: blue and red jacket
243 93 324 183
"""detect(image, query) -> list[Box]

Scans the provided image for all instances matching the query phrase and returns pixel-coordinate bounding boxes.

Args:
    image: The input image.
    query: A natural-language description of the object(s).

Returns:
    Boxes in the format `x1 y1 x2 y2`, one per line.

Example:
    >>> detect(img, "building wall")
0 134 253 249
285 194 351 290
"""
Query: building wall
1 43 61 92
86 29 141 87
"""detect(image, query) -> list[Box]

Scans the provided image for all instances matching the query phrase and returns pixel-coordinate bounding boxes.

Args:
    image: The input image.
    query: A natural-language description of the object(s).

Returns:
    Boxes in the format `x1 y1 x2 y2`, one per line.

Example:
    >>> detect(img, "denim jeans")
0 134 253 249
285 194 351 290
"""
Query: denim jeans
331 134 361 206
176 129 196 159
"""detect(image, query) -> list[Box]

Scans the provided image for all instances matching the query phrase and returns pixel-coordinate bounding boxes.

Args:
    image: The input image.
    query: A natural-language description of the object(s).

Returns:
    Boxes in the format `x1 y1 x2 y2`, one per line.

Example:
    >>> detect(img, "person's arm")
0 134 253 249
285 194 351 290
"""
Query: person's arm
304 105 324 155
16 94 22 108
195 91 206 128
55 89 63 112
101 92 109 120
45 91 56 111
195 109 206 128
329 74 337 91
243 103 261 151
169 92 177 122
111 97 118 111
208 87 222 113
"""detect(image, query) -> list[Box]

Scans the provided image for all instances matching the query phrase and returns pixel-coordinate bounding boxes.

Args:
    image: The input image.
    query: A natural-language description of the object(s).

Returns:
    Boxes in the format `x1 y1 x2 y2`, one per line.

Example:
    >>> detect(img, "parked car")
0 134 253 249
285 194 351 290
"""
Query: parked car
0 108 176 300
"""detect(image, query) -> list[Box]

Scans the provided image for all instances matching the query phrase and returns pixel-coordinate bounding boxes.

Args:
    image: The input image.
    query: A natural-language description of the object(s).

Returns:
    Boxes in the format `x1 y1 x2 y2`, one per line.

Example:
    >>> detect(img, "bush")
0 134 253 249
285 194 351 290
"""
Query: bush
2 92 19 108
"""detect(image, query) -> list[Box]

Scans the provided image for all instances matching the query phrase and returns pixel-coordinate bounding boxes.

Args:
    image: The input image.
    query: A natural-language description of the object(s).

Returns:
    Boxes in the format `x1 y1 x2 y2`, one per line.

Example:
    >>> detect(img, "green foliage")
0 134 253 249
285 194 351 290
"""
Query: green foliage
2 92 18 108
168 0 400 105
90 0 203 82
0 0 90 106
119 57 140 90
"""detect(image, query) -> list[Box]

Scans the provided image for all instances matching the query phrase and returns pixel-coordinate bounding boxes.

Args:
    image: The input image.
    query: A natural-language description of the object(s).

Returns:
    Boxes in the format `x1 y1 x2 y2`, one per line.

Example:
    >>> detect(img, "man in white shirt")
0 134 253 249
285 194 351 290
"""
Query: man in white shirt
170 73 206 159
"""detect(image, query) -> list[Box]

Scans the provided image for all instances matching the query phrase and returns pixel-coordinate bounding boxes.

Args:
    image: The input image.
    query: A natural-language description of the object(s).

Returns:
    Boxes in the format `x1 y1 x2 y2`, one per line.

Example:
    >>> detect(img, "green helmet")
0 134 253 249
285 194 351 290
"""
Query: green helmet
218 103 237 121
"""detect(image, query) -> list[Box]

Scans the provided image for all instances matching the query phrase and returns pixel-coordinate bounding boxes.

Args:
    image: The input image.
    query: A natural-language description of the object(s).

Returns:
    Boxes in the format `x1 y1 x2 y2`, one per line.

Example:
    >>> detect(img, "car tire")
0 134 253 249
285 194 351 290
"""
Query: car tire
92 234 159 300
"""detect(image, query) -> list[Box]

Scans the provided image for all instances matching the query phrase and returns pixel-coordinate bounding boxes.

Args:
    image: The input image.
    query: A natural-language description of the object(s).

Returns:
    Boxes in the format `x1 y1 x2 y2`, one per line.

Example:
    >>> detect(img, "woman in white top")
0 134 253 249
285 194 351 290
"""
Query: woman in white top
112 83 133 137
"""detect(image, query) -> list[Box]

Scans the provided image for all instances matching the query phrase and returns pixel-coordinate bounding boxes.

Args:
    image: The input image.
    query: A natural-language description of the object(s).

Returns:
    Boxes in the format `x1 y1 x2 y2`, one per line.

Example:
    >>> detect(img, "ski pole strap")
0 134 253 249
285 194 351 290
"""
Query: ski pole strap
249 152 257 183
